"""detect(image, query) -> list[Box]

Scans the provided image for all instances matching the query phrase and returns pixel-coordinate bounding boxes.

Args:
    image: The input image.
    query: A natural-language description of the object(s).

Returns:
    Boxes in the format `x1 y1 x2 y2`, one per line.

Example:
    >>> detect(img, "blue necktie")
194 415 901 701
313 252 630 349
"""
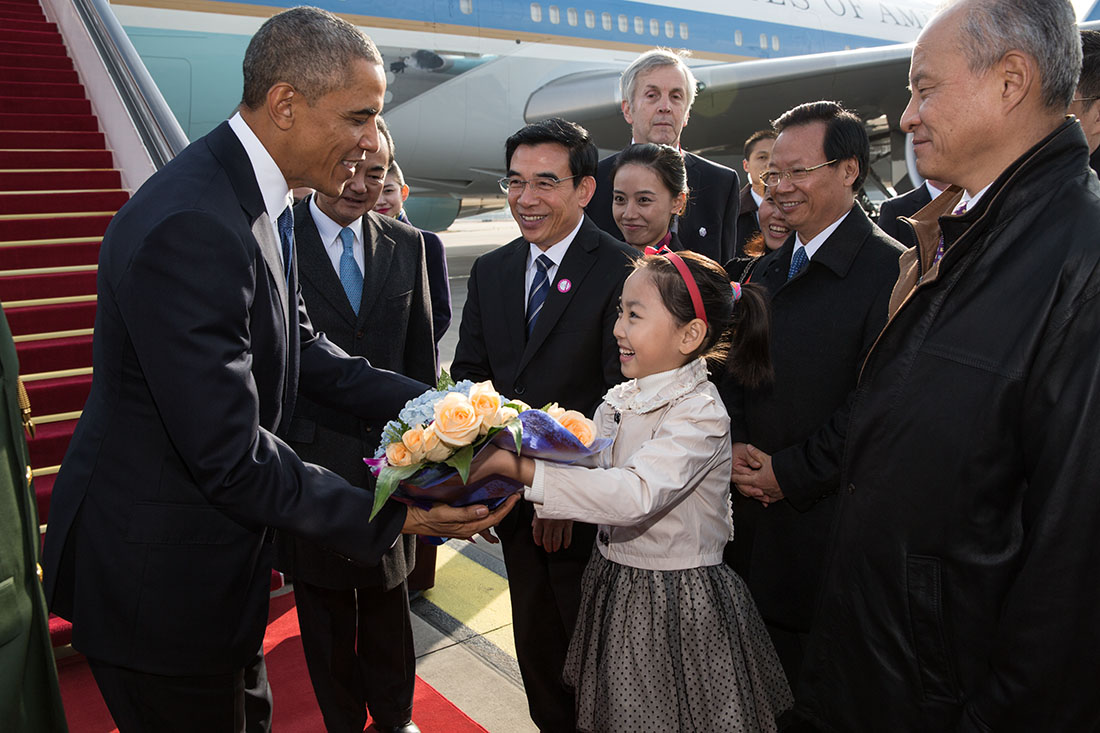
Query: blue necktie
338 227 362 315
788 245 808 280
526 254 553 337
277 205 294 286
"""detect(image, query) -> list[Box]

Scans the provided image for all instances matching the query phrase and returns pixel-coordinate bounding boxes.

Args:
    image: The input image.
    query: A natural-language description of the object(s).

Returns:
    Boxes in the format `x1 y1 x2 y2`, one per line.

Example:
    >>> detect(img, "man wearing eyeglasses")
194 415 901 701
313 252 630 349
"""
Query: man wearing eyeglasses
451 118 635 732
1071 29 1100 176
719 100 904 689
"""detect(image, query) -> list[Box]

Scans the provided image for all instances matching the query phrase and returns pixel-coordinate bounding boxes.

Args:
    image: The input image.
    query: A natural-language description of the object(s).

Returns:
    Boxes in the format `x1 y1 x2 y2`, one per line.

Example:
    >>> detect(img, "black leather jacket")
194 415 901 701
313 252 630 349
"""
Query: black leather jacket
796 120 1100 731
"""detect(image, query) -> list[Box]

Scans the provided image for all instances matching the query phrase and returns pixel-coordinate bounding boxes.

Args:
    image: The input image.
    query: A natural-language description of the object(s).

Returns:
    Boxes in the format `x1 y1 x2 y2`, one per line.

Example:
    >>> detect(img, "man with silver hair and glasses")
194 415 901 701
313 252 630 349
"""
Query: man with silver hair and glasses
586 48 741 263
790 0 1100 729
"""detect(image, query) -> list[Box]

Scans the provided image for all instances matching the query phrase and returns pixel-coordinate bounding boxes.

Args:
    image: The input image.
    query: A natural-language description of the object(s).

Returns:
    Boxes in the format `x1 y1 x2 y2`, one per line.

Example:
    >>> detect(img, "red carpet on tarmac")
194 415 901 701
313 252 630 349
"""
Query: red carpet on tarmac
56 591 488 732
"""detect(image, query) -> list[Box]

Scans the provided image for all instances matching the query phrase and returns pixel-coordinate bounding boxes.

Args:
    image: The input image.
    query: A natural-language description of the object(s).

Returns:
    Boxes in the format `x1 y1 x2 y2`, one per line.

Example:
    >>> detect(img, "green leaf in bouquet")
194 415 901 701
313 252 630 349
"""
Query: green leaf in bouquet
370 463 421 521
507 418 523 456
445 444 474 484
436 369 456 391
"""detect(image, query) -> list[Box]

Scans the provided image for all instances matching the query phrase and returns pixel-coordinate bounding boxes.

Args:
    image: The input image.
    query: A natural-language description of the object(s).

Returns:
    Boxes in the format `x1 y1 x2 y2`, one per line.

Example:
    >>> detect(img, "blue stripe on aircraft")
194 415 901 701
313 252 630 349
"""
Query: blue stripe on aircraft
201 0 909 58
1088 0 1100 22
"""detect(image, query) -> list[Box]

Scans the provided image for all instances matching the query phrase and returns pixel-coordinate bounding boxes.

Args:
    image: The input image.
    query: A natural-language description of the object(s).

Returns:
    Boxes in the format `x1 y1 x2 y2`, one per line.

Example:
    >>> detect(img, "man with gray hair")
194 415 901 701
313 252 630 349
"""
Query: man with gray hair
41 7 514 730
792 0 1100 729
586 48 741 262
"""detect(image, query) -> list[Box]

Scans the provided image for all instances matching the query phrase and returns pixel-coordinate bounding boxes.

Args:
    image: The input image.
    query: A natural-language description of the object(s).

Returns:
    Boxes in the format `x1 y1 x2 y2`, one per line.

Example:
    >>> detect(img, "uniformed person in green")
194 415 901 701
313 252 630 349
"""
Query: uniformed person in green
0 305 68 731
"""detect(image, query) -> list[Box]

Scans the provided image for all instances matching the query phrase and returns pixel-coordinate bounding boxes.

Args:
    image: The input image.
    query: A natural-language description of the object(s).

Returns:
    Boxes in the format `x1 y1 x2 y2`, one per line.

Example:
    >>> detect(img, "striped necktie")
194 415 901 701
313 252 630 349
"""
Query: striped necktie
526 254 553 337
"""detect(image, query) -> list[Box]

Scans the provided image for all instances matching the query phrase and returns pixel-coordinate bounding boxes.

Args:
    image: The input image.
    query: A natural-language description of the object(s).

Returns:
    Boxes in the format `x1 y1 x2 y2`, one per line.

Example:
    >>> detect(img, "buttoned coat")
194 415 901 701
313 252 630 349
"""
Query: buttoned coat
587 150 740 264
0 308 67 731
721 205 903 634
276 202 435 590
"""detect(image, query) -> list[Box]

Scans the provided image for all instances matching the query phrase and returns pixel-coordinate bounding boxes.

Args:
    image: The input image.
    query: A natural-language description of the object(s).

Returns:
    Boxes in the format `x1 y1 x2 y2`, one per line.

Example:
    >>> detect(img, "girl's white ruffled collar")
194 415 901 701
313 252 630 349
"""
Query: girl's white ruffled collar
603 358 710 414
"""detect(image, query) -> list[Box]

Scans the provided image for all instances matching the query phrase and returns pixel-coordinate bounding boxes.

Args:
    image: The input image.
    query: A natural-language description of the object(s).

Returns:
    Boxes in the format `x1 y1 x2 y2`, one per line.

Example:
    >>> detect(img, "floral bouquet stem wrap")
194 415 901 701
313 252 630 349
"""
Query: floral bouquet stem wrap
365 373 610 520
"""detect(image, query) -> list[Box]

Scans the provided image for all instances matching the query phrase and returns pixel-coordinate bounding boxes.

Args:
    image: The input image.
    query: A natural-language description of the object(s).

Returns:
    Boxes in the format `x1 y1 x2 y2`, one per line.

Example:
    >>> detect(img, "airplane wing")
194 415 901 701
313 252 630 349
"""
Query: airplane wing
524 43 916 157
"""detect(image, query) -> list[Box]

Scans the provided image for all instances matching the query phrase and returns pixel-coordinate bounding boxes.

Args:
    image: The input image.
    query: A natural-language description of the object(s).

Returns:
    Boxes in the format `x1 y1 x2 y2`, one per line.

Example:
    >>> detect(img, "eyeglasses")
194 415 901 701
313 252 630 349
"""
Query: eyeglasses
1074 96 1100 103
761 159 838 187
498 175 577 194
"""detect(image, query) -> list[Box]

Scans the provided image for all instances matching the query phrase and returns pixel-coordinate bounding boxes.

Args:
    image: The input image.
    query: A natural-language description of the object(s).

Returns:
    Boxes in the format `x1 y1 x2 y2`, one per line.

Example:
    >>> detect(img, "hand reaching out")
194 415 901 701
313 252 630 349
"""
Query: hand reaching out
403 494 520 539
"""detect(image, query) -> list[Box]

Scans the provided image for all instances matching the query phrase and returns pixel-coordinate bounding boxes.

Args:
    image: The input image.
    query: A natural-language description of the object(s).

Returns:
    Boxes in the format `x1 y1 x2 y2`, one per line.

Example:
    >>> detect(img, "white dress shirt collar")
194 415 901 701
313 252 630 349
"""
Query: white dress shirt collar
308 196 365 276
925 180 945 200
750 188 764 208
794 207 852 261
960 183 993 212
227 112 292 226
525 217 583 298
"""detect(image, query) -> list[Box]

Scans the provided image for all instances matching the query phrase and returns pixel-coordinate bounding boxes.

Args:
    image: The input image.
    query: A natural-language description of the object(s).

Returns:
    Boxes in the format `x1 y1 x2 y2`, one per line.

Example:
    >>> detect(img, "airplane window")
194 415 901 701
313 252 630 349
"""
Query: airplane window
618 14 628 32
734 29 743 46
460 0 473 13
772 35 779 51
634 16 644 34
602 12 611 30
531 3 542 22
679 23 688 40
759 32 767 48
549 5 560 23
665 20 674 37
649 19 659 36
567 8 578 25
586 10 595 27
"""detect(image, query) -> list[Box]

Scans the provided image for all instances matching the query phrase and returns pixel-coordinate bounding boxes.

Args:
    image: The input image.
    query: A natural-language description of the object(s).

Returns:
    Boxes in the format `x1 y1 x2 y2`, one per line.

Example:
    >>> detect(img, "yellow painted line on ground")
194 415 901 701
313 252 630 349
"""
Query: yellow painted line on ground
424 543 516 659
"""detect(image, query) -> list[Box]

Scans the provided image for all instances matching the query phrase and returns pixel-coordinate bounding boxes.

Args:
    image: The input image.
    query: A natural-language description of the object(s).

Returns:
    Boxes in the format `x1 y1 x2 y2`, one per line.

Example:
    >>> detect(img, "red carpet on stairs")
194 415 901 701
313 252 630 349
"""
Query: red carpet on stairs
56 591 490 733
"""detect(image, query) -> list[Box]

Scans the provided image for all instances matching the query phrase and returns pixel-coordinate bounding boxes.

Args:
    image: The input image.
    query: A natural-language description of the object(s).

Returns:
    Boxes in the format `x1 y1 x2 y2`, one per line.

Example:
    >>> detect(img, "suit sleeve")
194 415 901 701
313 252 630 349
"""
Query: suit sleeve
120 211 406 566
958 289 1100 731
450 256 493 383
719 169 741 265
770 275 893 511
423 231 452 344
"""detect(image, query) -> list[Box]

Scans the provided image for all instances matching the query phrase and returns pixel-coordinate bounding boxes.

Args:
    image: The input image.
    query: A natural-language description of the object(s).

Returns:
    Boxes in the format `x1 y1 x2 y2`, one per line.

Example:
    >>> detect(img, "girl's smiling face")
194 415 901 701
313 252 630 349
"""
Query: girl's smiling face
613 270 697 379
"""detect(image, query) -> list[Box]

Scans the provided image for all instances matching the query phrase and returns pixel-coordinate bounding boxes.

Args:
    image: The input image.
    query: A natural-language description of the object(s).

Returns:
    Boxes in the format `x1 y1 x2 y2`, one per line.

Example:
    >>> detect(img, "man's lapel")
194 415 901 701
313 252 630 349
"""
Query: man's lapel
518 219 598 373
294 198 358 327
358 214 395 324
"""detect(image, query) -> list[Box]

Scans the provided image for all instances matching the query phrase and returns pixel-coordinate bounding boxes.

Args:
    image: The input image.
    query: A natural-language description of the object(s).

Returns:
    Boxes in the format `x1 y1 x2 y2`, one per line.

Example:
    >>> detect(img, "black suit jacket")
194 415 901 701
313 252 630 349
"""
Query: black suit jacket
276 201 436 591
587 150 740 264
876 183 933 247
451 216 635 417
735 183 760 256
41 121 425 677
721 205 904 633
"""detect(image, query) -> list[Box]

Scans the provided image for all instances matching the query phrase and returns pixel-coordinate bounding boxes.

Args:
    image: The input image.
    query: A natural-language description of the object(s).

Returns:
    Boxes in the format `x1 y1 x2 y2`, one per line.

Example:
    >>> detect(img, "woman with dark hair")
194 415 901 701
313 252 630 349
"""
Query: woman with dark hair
610 143 688 253
728 188 791 282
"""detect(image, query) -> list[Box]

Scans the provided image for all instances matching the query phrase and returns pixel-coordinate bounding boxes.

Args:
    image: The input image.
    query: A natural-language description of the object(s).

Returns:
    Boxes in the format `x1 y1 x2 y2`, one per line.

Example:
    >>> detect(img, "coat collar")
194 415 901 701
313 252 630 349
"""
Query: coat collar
758 204 874 287
604 358 709 414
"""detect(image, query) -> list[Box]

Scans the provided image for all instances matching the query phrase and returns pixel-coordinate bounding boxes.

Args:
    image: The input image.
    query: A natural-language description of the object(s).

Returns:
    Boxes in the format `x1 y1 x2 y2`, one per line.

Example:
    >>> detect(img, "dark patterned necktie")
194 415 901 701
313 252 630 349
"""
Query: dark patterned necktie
277 205 294 286
788 245 808 280
526 254 553 337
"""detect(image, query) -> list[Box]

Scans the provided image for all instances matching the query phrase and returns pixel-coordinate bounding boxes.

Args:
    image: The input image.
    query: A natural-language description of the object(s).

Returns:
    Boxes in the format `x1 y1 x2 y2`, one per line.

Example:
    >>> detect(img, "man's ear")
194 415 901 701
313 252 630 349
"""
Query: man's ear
575 175 597 208
267 82 297 131
621 99 634 126
840 157 859 188
998 49 1034 113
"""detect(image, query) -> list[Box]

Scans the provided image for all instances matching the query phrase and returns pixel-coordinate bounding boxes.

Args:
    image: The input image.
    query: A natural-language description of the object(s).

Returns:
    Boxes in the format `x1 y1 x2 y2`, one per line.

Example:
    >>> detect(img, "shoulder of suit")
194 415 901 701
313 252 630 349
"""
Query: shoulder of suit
685 151 736 176
366 210 422 240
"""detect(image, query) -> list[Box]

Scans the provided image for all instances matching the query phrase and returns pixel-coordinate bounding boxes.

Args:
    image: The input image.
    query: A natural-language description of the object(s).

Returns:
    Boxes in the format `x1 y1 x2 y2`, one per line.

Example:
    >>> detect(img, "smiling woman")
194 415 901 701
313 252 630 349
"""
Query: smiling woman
610 142 688 252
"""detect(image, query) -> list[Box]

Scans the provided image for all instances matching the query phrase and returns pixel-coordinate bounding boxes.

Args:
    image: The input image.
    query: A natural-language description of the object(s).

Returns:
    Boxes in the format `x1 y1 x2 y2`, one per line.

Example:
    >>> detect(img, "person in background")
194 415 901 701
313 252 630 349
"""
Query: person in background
277 117 434 733
0 305 67 732
728 189 791 283
736 130 778 254
610 142 687 253
586 48 740 263
473 249 792 732
373 156 451 349
875 178 950 248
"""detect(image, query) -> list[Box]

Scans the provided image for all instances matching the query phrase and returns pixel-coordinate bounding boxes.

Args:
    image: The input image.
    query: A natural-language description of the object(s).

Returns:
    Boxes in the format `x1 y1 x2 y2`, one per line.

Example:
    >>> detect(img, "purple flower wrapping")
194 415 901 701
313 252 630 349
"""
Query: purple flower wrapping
367 409 611 511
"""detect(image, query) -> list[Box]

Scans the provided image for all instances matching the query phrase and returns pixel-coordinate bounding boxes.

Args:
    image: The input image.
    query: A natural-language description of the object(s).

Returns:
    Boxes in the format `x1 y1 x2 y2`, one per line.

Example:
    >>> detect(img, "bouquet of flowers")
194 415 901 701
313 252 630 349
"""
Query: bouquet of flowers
365 372 610 520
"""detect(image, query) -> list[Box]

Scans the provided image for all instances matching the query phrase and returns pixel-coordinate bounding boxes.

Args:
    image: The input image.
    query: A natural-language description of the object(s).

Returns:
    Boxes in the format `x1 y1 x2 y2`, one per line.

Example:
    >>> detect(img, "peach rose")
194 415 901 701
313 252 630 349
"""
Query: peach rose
385 441 417 467
432 392 482 447
400 425 426 463
469 381 502 420
545 402 566 420
421 424 453 462
482 405 519 433
558 410 597 447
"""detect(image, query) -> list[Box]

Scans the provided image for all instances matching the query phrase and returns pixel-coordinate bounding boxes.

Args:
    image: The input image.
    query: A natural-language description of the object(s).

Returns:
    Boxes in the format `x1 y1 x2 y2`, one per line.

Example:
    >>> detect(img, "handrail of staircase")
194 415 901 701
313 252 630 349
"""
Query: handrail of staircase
70 0 189 167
